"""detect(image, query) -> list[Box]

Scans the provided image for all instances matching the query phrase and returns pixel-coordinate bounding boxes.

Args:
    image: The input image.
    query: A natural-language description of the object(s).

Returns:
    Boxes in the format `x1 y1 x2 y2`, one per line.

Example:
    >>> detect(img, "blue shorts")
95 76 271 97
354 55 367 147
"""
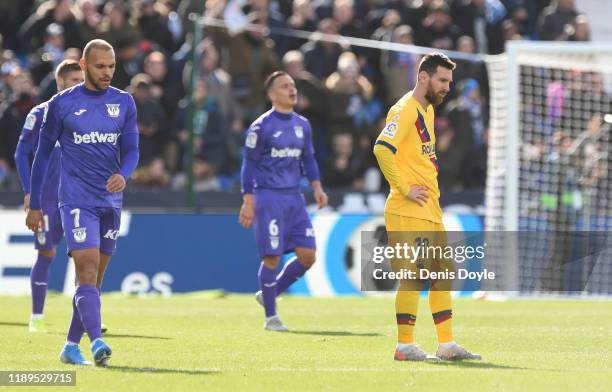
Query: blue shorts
60 205 121 255
252 189 316 258
35 203 63 251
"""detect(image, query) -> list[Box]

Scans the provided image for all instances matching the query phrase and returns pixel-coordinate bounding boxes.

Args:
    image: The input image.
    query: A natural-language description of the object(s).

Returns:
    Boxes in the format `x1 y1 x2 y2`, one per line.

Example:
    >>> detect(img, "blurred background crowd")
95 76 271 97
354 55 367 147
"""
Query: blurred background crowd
0 0 592 195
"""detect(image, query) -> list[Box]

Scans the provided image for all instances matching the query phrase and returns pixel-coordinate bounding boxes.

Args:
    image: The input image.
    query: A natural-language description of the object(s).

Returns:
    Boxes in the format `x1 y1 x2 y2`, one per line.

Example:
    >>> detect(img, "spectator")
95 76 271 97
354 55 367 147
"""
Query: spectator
136 0 180 54
301 18 346 80
205 9 279 125
286 0 318 51
451 0 507 54
444 79 488 189
99 0 142 49
323 132 366 190
28 23 66 86
171 155 221 192
18 0 81 52
380 25 419 106
143 51 182 121
325 51 378 137
247 0 290 59
173 79 228 173
0 68 37 171
75 0 102 47
112 38 143 89
451 35 489 101
282 50 328 159
131 157 170 189
537 0 582 41
566 14 590 42
416 0 461 50
282 50 327 134
130 73 168 166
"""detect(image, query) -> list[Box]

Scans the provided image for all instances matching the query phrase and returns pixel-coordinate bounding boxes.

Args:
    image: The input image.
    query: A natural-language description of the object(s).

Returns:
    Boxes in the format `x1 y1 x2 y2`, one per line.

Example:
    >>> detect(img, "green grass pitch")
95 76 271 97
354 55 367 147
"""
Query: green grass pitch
0 294 610 391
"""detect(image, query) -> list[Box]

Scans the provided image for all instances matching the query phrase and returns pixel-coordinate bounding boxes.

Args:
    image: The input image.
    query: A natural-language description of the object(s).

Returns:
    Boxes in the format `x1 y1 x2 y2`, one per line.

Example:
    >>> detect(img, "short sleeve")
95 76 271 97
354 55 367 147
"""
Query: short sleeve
123 94 139 135
375 106 417 153
244 121 264 161
39 97 63 143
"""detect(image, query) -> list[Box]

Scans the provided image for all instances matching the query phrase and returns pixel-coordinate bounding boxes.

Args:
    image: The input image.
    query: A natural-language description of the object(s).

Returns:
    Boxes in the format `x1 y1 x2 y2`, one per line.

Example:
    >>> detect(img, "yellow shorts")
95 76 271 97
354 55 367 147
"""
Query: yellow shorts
384 214 454 289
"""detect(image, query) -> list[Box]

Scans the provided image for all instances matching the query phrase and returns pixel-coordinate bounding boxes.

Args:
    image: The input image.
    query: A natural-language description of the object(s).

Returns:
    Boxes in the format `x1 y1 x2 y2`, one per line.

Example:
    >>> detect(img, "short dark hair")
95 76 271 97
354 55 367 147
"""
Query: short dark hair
264 71 288 92
418 52 456 76
83 39 114 60
55 59 81 79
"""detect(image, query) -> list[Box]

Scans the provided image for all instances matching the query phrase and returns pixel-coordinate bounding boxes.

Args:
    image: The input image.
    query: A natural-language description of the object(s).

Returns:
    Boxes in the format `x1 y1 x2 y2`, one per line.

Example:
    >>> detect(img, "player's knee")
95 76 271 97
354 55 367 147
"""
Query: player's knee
263 256 281 270
297 252 316 269
76 269 98 285
39 248 56 258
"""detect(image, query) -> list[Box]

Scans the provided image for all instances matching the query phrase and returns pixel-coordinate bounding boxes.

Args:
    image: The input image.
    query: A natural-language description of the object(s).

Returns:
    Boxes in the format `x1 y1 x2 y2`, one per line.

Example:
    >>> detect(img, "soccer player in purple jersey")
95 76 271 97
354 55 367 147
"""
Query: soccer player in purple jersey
25 39 139 366
239 71 328 331
15 59 83 333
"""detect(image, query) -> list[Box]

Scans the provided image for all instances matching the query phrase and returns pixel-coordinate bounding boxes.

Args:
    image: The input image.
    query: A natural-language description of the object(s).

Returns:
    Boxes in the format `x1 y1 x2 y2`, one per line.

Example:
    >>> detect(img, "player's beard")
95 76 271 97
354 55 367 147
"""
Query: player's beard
85 68 109 91
425 83 446 106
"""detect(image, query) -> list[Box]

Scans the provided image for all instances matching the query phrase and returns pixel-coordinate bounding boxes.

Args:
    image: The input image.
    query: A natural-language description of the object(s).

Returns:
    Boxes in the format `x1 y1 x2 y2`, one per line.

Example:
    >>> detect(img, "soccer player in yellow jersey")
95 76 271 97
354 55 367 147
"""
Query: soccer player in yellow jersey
373 53 481 361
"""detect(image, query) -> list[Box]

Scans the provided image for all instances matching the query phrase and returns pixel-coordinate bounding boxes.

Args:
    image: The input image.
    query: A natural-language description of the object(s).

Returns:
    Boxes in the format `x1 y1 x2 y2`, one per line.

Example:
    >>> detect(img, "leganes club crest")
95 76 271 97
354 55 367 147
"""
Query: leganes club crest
72 227 87 243
106 104 120 118
294 126 303 139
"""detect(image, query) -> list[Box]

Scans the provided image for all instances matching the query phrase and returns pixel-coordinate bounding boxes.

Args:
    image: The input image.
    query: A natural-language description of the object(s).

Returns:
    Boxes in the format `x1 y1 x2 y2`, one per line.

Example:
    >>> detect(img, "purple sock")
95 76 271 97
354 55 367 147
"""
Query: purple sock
276 257 308 295
258 263 277 317
74 285 102 342
30 254 53 315
66 295 85 344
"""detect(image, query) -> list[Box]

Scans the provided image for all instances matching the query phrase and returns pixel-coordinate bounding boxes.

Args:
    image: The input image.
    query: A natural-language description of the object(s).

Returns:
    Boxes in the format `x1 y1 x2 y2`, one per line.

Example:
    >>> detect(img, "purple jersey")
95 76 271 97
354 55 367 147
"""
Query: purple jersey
243 109 317 191
17 103 61 207
39 84 138 208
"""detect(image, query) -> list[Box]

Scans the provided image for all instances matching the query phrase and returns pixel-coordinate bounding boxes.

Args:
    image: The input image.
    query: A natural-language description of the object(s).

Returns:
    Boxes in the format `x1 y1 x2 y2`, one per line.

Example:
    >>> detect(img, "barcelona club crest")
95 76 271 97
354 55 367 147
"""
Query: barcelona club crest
72 227 87 243
106 104 120 118
294 126 303 139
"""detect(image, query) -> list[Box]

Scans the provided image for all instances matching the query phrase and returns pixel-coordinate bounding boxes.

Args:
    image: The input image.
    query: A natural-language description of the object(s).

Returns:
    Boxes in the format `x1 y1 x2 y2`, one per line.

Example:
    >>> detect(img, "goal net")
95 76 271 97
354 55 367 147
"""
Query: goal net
485 42 611 295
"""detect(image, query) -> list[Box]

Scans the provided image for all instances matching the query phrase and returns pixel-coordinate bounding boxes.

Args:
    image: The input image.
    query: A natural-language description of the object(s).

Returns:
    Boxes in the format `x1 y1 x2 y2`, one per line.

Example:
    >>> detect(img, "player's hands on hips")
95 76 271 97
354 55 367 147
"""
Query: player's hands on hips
407 185 429 206
23 193 30 212
239 194 255 228
106 174 126 192
26 209 44 232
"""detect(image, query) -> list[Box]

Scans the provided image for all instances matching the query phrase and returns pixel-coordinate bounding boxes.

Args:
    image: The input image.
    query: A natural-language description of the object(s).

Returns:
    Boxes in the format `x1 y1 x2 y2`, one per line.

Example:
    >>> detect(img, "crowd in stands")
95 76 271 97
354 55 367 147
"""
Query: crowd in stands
0 0 591 194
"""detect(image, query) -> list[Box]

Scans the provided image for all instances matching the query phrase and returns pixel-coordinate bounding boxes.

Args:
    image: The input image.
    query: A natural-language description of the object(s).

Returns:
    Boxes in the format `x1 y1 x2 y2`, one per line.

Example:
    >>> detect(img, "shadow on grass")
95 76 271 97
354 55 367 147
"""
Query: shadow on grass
285 330 382 337
425 361 561 371
46 332 172 340
102 333 172 340
0 321 28 327
106 366 220 375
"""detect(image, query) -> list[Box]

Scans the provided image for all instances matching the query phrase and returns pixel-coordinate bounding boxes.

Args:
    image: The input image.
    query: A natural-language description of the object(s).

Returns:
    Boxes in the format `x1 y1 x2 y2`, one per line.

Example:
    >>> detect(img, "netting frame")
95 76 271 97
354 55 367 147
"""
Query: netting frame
485 41 612 295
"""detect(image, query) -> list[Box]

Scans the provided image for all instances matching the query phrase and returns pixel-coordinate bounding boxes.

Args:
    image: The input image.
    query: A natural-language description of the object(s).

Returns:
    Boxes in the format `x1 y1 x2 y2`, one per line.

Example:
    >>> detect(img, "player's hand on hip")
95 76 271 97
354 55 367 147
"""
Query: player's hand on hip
315 189 329 209
26 209 44 232
23 193 30 212
406 185 429 206
239 200 255 228
106 174 126 192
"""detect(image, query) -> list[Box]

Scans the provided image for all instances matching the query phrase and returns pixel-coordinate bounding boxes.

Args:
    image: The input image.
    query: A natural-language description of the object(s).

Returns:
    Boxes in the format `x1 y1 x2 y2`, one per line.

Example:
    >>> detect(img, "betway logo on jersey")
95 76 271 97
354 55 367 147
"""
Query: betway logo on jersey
73 132 119 145
271 147 302 158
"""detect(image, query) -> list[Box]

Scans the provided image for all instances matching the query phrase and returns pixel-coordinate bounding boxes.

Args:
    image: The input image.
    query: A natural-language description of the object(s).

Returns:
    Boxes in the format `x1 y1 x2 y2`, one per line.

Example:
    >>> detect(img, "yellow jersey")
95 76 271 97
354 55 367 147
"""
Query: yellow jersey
374 92 442 223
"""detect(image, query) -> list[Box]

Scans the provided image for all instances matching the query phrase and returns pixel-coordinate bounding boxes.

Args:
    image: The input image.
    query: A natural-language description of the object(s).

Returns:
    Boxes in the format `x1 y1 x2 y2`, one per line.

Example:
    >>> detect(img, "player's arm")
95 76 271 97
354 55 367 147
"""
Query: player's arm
108 95 139 193
26 100 61 231
373 109 428 206
14 111 38 210
301 121 328 209
239 123 264 228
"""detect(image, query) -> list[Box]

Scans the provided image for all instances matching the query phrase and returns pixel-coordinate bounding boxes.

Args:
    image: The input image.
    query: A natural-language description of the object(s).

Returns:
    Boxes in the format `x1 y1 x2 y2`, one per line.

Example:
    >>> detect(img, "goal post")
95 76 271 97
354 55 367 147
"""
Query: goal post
485 41 612 295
